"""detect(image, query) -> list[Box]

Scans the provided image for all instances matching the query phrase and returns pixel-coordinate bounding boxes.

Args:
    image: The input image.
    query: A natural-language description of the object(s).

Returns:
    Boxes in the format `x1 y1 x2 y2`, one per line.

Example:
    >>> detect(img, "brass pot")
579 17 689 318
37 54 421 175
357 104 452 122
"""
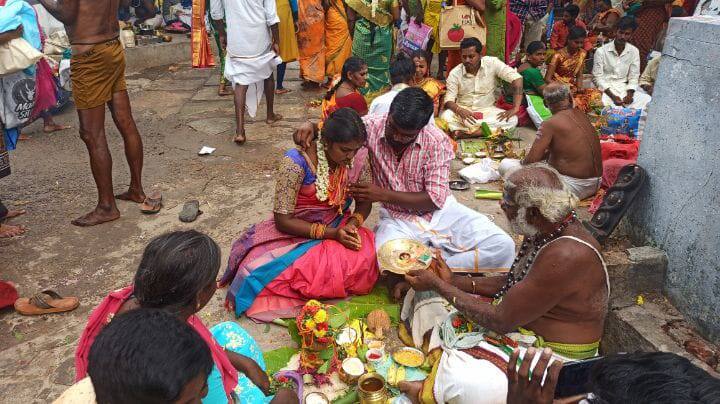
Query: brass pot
357 373 388 404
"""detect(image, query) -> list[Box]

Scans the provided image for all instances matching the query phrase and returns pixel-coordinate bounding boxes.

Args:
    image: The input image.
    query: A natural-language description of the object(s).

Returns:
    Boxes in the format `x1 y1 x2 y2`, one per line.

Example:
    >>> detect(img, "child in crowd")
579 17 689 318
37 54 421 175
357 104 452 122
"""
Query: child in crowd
54 308 215 403
410 50 445 117
515 41 552 127
514 41 548 98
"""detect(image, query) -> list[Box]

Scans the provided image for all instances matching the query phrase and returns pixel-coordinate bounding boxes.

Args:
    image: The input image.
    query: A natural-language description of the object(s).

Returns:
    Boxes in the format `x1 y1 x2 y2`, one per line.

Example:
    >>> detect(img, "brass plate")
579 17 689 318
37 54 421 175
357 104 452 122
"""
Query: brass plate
377 239 432 274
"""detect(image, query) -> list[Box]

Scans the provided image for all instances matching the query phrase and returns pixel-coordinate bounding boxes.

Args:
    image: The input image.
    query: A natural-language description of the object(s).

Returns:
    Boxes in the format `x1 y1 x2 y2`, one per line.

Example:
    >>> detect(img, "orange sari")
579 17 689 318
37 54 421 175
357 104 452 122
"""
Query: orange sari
415 77 445 114
551 48 587 91
297 0 326 83
550 48 601 113
191 0 216 68
325 0 352 77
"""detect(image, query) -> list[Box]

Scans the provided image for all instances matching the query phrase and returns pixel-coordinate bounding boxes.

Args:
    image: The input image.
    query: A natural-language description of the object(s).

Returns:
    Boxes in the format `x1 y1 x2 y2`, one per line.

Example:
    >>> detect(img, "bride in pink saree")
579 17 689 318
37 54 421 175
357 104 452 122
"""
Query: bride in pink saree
219 108 379 321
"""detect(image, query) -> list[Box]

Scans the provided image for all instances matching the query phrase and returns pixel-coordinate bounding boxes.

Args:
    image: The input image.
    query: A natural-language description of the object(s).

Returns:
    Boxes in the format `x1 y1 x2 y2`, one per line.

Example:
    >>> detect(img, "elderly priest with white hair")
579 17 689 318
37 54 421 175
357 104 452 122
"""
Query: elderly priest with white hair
396 163 609 404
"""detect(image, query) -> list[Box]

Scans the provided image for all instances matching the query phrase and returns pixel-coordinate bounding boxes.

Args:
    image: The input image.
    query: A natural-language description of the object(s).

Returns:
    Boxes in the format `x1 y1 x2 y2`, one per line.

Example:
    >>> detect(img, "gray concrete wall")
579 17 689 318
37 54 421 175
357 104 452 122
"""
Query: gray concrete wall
627 16 720 344
124 34 193 73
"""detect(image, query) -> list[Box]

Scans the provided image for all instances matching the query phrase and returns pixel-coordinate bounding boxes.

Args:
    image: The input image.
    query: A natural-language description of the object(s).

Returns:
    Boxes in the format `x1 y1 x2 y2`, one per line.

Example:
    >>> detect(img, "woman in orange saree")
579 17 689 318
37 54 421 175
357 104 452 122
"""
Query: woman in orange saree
191 0 216 68
298 0 326 85
325 0 353 81
545 27 601 113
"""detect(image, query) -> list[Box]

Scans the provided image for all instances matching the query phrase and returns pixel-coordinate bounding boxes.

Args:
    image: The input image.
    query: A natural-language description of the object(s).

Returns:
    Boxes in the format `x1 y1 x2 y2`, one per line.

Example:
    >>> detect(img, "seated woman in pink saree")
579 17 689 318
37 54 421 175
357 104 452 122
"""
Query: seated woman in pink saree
220 108 379 321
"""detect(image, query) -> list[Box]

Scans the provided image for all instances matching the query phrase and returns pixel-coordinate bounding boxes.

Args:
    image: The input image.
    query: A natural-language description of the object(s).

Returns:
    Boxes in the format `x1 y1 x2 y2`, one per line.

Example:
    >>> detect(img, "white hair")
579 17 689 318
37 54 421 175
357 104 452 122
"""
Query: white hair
504 163 578 223
543 84 571 106
509 206 540 236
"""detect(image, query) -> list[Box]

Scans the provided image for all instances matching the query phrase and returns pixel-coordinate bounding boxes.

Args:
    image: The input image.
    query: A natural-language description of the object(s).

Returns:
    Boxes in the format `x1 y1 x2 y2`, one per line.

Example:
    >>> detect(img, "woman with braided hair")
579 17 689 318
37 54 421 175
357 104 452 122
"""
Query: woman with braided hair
321 56 369 120
74 230 297 403
221 108 379 321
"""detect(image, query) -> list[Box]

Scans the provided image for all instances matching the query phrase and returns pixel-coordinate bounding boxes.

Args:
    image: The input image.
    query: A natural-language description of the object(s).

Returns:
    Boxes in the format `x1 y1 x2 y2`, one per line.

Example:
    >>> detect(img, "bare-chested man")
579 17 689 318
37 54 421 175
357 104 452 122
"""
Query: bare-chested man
502 82 602 200
37 0 149 226
396 164 609 404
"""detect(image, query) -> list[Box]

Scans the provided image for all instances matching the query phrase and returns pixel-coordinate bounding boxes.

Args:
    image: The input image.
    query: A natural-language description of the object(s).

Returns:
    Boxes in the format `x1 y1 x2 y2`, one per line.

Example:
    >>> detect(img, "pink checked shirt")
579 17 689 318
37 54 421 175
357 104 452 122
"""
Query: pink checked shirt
362 114 454 221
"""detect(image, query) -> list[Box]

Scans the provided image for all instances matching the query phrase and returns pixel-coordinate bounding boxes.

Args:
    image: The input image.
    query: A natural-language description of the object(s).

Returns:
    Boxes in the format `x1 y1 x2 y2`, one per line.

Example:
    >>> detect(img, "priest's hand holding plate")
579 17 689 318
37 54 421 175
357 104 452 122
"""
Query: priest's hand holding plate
404 269 439 292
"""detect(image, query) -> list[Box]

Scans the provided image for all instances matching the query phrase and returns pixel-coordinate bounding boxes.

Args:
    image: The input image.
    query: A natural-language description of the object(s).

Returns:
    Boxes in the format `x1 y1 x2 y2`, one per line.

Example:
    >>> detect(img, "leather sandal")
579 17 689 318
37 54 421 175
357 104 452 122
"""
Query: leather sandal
14 289 79 315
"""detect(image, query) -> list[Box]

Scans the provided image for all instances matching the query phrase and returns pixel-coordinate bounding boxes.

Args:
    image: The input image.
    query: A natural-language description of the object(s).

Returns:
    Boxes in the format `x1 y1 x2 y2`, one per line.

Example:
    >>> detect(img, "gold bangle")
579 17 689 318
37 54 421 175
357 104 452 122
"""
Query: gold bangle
350 212 365 226
311 223 325 239
310 223 320 239
452 296 457 306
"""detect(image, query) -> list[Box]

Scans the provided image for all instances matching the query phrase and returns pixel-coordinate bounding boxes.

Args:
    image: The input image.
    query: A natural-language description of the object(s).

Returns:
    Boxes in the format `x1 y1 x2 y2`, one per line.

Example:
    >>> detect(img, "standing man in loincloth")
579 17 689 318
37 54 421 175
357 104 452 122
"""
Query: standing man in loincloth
37 0 148 226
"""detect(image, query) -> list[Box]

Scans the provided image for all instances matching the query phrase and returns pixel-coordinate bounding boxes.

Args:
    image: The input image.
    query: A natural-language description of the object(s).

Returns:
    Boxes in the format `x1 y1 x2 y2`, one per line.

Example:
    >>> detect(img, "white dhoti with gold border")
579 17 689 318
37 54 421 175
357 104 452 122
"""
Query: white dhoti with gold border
374 195 515 273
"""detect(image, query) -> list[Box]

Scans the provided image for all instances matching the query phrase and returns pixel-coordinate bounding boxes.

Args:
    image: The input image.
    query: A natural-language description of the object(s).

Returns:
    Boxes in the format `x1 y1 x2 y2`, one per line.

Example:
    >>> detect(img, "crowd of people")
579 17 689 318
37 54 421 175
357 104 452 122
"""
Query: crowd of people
2 0 719 403
0 0 689 231
195 0 690 144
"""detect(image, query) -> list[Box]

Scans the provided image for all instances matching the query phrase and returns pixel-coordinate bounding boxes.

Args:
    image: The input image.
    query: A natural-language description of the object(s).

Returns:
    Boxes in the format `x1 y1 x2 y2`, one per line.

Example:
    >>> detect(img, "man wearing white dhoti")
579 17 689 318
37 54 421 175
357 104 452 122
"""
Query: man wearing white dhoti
293 88 516 275
592 16 651 111
396 164 609 404
211 0 283 145
441 37 524 138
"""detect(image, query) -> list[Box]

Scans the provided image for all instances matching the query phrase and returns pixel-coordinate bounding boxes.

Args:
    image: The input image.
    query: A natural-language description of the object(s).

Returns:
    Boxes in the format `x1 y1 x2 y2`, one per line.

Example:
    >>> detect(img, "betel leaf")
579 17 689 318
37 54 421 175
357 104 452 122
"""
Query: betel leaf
329 313 347 329
357 345 369 363
287 320 302 345
317 359 331 374
319 347 335 360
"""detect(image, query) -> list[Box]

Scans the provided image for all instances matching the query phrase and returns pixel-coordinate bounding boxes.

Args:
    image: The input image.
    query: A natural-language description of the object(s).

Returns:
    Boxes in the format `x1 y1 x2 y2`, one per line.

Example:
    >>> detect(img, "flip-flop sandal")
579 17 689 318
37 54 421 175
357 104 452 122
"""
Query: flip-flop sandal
14 289 79 315
140 191 163 214
275 88 292 95
179 200 203 223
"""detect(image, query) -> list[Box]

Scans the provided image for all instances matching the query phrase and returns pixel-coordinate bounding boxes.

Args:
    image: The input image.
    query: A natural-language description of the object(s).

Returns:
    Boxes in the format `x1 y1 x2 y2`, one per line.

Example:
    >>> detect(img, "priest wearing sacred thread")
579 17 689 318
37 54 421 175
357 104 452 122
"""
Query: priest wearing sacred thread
396 163 610 404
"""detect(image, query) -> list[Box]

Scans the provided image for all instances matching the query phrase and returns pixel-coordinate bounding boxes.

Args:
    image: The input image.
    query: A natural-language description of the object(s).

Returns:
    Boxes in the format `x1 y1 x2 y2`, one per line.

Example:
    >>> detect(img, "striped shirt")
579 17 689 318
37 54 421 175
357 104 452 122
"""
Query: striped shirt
362 114 454 221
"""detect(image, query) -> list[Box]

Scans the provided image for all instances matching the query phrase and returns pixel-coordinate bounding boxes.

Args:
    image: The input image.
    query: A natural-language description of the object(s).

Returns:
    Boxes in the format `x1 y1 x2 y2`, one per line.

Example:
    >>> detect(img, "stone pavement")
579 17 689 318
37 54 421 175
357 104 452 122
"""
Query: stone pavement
0 62 532 402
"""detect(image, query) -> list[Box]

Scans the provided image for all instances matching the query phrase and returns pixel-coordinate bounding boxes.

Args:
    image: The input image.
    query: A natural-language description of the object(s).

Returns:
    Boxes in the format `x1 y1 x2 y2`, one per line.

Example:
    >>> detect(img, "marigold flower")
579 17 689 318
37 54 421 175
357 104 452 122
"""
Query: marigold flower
313 309 327 323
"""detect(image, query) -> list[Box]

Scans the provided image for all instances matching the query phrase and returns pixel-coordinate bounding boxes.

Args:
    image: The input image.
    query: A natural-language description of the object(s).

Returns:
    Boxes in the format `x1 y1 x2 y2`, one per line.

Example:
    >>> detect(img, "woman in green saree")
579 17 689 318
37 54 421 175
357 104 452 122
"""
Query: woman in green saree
346 0 400 100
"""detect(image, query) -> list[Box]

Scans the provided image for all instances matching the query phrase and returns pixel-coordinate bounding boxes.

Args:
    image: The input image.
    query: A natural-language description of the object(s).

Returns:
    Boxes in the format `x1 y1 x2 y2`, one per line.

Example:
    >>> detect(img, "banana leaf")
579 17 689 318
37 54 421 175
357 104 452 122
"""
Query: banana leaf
459 139 487 154
263 346 299 375
334 285 400 324
332 390 359 404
